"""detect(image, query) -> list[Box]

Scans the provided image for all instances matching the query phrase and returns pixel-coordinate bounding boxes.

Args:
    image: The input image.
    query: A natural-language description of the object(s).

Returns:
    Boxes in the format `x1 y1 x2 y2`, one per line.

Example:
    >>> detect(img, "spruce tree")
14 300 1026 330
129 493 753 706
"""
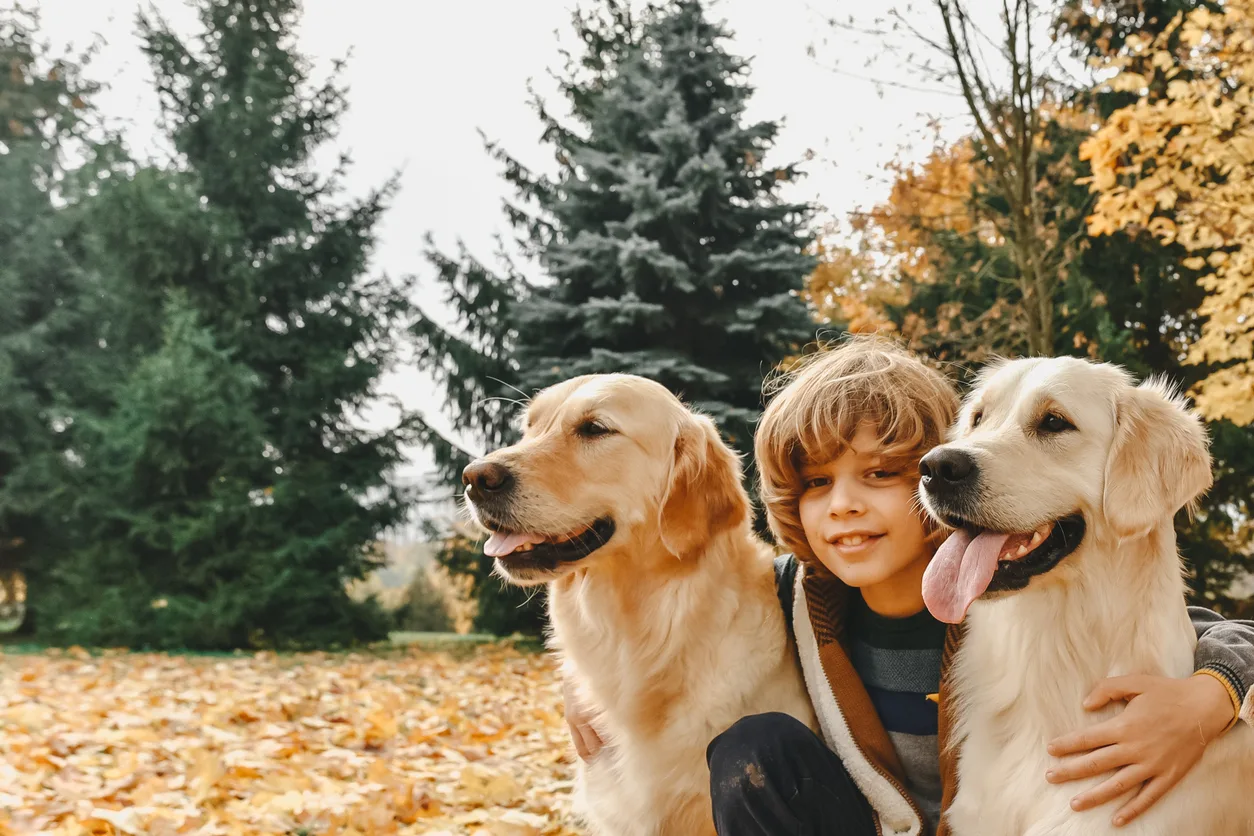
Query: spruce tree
0 9 104 632
38 298 282 649
415 0 818 633
506 0 817 449
33 0 417 648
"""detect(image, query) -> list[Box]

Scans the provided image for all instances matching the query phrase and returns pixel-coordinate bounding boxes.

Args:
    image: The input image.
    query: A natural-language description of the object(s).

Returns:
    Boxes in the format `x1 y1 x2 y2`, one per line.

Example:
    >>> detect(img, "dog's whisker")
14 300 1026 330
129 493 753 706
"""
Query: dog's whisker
486 376 532 404
475 395 529 409
517 585 543 610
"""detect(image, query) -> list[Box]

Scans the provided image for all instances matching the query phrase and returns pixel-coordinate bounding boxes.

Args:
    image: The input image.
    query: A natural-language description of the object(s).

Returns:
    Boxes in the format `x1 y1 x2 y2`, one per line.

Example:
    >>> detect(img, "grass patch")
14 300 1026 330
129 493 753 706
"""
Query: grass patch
388 630 497 646
389 630 546 656
1 631 548 659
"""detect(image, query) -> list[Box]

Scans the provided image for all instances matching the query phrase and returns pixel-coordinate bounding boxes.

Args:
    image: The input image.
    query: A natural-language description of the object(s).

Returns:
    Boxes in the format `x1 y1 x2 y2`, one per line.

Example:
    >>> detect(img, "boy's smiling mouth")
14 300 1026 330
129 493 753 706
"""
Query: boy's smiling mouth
827 530 886 550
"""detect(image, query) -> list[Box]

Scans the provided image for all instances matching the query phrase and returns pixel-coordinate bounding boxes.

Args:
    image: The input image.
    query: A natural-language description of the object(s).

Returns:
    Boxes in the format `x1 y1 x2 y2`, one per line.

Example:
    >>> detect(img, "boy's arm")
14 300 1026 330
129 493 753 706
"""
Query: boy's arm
561 676 605 762
1190 605 1254 727
1044 607 1254 826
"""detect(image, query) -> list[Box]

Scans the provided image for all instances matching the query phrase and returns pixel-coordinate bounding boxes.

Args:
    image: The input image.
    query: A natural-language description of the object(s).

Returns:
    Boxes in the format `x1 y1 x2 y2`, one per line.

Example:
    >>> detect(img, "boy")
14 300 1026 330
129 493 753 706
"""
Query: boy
565 338 1254 835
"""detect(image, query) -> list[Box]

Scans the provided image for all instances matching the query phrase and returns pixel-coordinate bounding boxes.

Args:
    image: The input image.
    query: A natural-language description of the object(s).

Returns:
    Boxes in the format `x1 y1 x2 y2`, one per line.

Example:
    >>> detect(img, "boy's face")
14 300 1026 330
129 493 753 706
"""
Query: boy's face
798 423 931 590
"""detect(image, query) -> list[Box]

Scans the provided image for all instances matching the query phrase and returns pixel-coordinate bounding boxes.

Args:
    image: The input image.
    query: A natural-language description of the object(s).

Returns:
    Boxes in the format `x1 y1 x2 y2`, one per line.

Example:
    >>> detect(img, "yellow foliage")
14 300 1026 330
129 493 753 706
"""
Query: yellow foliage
810 96 1097 361
1081 2 1254 424
805 141 980 334
804 238 900 334
869 140 981 285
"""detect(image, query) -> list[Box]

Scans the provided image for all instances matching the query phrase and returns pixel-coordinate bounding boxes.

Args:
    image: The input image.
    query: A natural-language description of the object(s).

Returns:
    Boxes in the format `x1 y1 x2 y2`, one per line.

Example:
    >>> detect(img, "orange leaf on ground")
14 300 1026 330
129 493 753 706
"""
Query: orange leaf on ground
0 646 586 835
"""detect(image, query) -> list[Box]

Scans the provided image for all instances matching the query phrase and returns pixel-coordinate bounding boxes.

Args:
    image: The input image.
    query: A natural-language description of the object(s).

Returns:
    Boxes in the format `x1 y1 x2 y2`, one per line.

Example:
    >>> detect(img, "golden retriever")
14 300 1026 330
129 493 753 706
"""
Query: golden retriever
460 373 816 836
917 356 1254 835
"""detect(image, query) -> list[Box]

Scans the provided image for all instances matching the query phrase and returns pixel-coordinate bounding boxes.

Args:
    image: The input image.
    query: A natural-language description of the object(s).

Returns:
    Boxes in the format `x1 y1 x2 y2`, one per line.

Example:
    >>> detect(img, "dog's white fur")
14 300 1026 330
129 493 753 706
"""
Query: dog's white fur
921 357 1254 836
465 374 816 836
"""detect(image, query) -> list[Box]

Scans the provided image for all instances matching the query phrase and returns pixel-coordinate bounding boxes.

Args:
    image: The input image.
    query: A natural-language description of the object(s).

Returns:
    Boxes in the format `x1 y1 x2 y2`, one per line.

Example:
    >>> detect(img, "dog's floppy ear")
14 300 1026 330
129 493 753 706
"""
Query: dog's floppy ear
658 415 750 560
1102 378 1212 539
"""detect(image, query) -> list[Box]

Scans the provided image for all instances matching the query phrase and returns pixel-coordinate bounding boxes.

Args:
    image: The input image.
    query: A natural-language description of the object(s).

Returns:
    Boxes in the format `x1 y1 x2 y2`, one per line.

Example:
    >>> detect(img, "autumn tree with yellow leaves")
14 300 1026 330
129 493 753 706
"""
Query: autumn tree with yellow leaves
933 0 1094 357
808 0 1254 611
808 113 1100 368
1082 2 1254 426
805 141 975 339
811 1 1100 364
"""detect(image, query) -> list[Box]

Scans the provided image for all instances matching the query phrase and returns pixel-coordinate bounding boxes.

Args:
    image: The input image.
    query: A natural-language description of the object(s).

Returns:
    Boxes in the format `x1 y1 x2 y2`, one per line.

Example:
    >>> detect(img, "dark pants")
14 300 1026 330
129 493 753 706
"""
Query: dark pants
706 712 878 836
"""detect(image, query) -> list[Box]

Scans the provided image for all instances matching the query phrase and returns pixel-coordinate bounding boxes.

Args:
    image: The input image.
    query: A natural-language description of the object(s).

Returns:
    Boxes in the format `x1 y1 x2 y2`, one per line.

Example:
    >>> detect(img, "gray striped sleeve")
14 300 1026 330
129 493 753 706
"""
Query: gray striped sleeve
1190 606 1254 701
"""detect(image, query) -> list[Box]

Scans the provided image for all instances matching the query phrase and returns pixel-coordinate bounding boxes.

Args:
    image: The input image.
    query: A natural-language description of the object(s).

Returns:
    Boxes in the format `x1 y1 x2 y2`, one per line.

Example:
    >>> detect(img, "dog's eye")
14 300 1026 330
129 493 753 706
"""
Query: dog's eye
1037 412 1076 434
576 419 616 439
971 409 983 429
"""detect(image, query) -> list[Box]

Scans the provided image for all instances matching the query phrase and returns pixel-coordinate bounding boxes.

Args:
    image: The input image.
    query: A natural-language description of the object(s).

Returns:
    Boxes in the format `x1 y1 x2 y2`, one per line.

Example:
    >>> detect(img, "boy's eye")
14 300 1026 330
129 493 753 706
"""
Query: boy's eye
869 470 899 480
802 476 830 490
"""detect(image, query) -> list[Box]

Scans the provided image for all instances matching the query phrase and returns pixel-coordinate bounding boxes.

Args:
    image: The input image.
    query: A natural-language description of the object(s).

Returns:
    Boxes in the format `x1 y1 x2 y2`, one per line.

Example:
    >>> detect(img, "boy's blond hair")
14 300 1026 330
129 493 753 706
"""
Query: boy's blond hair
756 335 960 563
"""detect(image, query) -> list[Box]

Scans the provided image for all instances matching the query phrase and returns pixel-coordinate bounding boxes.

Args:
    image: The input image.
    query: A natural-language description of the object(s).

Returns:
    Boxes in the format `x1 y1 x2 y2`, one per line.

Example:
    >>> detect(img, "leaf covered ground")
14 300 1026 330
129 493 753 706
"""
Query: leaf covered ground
0 645 583 835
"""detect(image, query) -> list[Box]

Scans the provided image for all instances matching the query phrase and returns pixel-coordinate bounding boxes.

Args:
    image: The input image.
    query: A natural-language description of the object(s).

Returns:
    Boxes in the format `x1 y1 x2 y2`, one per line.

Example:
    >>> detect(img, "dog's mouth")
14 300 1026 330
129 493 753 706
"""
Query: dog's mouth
923 514 1086 624
481 517 616 574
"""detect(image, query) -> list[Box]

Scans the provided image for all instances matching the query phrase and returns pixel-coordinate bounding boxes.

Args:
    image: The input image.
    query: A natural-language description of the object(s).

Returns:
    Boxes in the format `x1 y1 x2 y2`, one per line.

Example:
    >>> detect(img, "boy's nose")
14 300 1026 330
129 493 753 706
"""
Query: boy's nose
827 482 866 516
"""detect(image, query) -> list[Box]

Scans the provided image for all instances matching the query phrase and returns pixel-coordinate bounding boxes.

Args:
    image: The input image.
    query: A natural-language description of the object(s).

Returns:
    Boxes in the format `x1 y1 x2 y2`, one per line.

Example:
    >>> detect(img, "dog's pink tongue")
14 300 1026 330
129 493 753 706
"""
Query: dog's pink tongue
483 531 546 557
922 529 1013 624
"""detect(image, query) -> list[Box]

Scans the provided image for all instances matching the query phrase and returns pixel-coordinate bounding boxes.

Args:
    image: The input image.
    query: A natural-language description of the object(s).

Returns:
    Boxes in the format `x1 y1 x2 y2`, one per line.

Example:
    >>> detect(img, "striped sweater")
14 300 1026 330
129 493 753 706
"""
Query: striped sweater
846 593 947 831
777 554 1254 836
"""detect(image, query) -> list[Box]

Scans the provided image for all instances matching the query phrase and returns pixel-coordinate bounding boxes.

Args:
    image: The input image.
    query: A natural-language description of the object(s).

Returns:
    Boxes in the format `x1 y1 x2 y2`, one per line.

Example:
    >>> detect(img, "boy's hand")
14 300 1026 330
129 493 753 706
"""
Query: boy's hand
1044 674 1236 827
562 678 605 762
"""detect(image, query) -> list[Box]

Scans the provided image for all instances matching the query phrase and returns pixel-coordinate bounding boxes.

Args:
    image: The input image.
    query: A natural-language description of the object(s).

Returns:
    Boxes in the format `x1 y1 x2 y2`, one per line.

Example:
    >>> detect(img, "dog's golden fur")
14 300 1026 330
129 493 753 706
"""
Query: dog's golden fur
923 357 1254 835
465 373 816 836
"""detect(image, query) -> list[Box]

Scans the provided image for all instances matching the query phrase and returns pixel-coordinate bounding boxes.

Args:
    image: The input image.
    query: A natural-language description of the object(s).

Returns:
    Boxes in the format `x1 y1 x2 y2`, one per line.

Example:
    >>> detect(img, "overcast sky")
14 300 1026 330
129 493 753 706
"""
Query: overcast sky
28 0 999 495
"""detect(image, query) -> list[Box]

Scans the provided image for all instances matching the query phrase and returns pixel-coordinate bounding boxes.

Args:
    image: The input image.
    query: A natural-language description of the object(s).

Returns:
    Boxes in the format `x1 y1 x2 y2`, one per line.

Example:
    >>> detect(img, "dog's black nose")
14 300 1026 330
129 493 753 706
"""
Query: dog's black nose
462 460 514 501
919 447 977 491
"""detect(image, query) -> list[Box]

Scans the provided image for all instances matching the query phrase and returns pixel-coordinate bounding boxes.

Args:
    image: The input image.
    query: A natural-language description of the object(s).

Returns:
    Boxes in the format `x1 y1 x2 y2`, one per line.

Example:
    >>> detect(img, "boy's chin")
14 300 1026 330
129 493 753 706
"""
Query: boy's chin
816 546 928 590
816 553 887 585
829 563 898 589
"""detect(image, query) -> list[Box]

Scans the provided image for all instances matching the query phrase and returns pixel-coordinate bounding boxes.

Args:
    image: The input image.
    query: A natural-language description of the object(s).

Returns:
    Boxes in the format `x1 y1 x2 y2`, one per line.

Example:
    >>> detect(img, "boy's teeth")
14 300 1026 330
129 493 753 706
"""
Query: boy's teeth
840 535 866 546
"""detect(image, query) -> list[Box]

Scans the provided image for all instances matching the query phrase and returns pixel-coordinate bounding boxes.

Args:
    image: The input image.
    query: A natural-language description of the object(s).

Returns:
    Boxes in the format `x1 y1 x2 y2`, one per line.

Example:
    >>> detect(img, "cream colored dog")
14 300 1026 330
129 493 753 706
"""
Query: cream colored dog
917 356 1254 836
460 373 816 836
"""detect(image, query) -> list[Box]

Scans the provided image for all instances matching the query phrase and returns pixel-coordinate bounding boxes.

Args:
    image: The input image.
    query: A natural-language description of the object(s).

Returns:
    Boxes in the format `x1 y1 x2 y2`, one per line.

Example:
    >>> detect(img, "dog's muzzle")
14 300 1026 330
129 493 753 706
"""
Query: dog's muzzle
919 446 981 519
462 459 515 509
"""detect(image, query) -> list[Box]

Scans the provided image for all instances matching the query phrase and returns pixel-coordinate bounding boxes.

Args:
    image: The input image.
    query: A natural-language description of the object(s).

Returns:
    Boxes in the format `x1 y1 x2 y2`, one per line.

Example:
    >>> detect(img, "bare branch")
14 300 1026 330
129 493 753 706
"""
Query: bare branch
955 1 1007 138
819 61 963 97
807 4 892 38
936 0 1013 203
885 6 952 56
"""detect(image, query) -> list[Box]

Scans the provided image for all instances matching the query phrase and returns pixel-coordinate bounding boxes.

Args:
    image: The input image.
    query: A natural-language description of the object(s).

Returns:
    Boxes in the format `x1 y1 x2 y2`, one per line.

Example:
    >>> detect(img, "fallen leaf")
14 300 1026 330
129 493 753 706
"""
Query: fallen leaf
0 647 585 835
